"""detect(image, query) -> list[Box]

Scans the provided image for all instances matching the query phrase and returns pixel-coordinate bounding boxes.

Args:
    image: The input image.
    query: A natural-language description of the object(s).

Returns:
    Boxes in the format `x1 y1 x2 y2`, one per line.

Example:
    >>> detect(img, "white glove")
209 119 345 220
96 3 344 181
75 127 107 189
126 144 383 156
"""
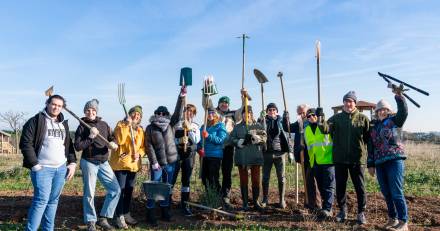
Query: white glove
251 134 261 144
237 139 245 148
31 164 43 172
66 163 76 181
109 141 118 150
89 127 99 139
288 152 294 164
152 163 161 170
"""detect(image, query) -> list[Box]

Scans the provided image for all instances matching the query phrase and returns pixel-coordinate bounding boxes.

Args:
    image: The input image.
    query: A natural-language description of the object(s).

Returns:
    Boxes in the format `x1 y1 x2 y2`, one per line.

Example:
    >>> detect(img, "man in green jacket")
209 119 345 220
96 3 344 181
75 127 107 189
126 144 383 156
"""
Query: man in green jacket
327 91 370 224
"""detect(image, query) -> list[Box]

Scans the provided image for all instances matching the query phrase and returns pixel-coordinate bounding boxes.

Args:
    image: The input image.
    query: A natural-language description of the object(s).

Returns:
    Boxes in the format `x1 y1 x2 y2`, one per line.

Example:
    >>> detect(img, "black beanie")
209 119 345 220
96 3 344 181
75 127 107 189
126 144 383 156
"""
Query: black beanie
266 103 278 112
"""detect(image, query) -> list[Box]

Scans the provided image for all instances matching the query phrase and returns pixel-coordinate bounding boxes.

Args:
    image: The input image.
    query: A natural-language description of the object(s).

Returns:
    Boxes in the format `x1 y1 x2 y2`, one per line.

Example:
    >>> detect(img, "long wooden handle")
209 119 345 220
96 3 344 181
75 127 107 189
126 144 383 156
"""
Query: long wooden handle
63 107 111 147
121 105 137 161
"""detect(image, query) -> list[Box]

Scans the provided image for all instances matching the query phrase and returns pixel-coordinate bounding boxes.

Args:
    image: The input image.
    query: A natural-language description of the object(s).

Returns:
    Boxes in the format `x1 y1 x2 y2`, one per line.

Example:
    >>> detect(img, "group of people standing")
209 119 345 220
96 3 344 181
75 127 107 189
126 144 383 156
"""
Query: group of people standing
19 84 410 231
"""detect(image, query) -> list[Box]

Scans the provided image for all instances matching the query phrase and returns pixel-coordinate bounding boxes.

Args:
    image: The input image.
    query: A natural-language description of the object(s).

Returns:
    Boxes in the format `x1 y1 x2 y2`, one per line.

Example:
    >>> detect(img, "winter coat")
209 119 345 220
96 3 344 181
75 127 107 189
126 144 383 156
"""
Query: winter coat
263 115 292 154
109 121 145 172
145 100 180 166
74 117 115 163
199 122 227 158
327 108 370 164
367 95 408 167
231 121 267 166
19 111 76 169
283 118 310 164
172 95 200 159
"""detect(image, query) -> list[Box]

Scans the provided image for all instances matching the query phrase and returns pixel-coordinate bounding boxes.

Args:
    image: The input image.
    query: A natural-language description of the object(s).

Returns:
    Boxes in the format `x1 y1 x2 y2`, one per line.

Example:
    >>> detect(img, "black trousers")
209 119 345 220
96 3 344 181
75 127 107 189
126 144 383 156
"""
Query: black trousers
221 145 234 198
335 163 366 213
201 157 222 193
114 170 137 216
171 154 195 192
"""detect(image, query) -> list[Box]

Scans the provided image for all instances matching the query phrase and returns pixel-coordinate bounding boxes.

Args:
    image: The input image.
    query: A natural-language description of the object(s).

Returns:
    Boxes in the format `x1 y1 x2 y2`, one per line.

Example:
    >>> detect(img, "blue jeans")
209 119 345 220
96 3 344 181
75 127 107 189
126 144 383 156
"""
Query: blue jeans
26 164 67 231
80 159 121 223
376 159 408 222
146 162 176 208
313 164 335 211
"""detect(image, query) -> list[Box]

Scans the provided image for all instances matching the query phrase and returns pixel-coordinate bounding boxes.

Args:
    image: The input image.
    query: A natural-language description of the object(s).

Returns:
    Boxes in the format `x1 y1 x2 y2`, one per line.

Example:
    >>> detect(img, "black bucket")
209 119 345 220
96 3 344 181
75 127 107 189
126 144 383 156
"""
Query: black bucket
142 181 172 201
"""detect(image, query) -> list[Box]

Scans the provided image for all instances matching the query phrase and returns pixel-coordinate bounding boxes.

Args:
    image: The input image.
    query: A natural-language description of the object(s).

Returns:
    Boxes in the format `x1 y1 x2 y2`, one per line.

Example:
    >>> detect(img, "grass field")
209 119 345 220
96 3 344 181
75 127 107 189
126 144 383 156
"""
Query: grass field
0 141 439 230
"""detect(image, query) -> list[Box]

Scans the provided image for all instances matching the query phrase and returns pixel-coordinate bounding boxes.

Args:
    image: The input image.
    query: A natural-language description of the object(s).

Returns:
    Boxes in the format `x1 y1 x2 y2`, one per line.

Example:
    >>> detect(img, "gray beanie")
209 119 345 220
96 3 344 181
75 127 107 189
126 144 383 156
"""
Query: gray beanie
84 99 99 113
343 91 357 103
375 99 393 112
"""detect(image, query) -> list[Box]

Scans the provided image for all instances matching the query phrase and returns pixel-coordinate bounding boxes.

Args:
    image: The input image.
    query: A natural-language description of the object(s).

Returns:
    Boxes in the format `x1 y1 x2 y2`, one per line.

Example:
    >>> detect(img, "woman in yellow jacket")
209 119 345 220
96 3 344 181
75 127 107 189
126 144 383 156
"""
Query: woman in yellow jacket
109 105 145 229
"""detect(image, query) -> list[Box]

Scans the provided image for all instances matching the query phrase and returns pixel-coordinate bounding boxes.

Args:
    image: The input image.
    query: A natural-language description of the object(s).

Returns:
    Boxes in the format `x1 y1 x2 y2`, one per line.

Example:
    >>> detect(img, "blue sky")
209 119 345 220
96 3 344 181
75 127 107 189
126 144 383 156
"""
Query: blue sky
0 0 438 132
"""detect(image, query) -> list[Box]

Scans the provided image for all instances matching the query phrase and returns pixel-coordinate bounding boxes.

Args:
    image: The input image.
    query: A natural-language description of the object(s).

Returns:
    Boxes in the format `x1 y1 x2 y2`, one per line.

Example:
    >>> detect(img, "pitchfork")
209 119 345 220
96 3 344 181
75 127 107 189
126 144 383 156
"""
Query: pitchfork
201 75 218 149
118 83 138 162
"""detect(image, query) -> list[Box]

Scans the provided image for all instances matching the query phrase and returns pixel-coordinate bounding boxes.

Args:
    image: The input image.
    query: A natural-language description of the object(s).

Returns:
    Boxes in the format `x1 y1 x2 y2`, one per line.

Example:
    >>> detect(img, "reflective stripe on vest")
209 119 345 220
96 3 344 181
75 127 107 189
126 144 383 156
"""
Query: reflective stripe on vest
304 125 333 167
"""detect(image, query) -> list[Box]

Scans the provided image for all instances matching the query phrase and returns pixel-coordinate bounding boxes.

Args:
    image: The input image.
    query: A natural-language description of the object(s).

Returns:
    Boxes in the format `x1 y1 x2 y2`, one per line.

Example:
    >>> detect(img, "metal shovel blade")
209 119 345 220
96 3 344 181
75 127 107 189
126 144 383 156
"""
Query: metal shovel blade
254 69 268 83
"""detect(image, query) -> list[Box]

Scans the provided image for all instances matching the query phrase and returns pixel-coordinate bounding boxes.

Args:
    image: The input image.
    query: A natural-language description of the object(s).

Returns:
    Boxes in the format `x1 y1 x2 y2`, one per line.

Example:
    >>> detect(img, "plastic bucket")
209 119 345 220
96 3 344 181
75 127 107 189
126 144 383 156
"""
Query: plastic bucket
142 181 172 201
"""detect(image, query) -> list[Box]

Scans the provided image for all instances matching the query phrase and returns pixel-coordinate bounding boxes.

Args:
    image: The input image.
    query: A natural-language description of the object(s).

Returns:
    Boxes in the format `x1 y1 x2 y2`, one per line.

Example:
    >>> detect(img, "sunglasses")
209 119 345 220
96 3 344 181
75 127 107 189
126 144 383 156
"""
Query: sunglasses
155 112 167 116
267 108 277 112
307 114 316 118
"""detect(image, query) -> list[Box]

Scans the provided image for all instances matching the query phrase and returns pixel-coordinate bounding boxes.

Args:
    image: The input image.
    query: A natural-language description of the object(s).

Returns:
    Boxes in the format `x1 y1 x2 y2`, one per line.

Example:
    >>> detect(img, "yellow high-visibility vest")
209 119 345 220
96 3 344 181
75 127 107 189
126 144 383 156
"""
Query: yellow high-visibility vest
304 125 333 167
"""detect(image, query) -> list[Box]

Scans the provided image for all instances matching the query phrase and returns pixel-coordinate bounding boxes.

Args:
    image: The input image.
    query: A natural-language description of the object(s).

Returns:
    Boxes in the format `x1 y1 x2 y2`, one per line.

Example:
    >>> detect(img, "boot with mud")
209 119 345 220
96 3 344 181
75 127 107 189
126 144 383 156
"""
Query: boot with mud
240 185 249 211
261 183 269 208
277 182 286 209
181 192 193 216
252 186 263 211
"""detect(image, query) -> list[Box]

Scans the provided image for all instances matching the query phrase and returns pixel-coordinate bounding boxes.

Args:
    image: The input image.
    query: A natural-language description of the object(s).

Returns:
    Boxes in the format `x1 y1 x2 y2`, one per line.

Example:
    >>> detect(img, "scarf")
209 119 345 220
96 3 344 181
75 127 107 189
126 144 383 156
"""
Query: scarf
149 115 171 132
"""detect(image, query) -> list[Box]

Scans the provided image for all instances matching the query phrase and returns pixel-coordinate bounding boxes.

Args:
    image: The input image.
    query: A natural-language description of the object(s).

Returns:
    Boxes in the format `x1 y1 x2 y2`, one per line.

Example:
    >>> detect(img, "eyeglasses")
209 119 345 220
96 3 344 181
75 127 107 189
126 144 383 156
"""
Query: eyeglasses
307 114 316 118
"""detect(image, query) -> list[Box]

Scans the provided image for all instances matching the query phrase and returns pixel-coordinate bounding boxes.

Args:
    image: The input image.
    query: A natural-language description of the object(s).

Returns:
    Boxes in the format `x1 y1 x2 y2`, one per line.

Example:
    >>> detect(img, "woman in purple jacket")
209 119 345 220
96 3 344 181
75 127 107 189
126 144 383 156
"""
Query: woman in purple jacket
367 88 408 231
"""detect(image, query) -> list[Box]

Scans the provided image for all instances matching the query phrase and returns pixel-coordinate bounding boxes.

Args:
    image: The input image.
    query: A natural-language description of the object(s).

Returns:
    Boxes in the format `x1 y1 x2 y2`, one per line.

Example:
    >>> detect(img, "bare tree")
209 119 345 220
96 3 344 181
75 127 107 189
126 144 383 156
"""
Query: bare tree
0 111 27 154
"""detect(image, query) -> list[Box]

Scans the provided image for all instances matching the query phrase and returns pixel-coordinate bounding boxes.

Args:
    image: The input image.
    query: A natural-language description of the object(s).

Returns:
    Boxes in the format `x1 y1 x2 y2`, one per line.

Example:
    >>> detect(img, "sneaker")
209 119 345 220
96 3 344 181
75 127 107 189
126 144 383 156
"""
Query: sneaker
261 197 268 208
123 213 138 225
97 217 115 231
335 209 347 222
318 209 333 219
87 221 96 231
222 197 233 210
383 217 399 230
389 220 408 231
114 215 128 229
357 212 367 225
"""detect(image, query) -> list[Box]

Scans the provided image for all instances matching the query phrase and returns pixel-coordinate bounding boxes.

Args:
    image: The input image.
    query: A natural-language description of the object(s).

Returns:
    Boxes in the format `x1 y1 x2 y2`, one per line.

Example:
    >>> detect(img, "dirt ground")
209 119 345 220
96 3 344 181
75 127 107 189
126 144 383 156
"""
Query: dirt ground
1 189 439 231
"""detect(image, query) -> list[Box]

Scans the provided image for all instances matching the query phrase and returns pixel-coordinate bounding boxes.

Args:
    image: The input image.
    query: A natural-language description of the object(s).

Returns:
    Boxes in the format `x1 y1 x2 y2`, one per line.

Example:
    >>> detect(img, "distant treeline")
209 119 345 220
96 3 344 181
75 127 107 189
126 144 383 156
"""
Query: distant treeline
403 131 440 144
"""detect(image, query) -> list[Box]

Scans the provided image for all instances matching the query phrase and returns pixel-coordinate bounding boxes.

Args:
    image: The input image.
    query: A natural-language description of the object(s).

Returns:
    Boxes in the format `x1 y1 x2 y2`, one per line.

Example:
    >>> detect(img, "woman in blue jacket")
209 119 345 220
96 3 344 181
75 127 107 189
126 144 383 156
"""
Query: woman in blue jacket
198 107 227 194
368 88 408 231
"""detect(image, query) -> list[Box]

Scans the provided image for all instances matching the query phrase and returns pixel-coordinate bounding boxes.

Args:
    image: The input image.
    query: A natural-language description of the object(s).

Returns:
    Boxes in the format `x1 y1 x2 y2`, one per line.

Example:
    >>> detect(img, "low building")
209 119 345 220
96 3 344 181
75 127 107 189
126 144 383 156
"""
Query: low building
0 131 16 154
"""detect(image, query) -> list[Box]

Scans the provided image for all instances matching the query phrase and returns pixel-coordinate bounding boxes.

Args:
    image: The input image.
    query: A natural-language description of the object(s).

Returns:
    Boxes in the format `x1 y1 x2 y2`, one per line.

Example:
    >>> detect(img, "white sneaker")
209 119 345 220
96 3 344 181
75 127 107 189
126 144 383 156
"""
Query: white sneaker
114 215 128 229
383 217 399 230
389 220 408 231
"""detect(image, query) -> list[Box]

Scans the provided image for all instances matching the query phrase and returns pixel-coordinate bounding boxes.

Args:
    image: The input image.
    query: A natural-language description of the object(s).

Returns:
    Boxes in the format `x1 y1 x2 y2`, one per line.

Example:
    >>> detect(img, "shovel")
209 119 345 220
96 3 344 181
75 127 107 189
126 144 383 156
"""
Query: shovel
253 68 268 127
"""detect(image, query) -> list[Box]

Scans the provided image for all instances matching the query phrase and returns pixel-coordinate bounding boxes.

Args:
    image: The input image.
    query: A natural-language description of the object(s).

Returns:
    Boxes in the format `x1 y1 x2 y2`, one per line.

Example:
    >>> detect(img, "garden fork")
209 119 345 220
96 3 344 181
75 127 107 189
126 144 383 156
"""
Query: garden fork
118 83 138 162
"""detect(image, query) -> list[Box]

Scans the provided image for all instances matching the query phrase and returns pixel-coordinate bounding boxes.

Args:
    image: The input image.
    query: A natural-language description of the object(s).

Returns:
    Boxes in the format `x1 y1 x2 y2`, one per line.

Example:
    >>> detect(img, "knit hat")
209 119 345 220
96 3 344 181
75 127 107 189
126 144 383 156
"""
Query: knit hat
343 91 357 103
266 103 278 112
84 99 99 113
218 96 230 105
129 105 143 116
375 99 393 112
154 106 169 116
306 108 316 117
207 106 217 114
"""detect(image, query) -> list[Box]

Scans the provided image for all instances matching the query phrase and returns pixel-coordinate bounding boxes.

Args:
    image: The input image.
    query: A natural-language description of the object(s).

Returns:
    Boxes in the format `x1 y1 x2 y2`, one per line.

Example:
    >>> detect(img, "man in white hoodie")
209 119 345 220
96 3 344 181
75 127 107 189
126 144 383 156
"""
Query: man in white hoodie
20 95 77 231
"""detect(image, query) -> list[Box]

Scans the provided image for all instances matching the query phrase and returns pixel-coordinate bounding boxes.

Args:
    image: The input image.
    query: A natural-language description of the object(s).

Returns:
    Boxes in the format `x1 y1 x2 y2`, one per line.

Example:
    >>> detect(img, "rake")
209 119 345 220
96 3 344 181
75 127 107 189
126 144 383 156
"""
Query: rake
118 83 138 161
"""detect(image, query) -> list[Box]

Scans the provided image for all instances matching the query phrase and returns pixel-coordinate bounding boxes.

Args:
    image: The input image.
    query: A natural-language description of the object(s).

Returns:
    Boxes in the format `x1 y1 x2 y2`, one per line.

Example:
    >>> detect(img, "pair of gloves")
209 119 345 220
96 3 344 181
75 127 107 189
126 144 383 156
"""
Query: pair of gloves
237 134 262 148
89 127 118 150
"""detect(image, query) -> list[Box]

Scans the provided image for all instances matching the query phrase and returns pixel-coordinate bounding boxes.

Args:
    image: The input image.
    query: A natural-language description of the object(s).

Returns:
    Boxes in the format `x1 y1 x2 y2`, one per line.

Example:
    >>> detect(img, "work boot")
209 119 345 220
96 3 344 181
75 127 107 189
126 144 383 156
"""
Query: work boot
357 212 367 225
318 209 333 220
114 215 128 229
252 186 263 211
240 185 249 211
389 220 408 231
181 192 193 216
222 189 233 211
146 208 158 227
383 217 399 230
277 182 286 209
97 217 115 230
161 206 172 221
261 183 269 208
87 221 96 231
123 213 138 225
335 208 347 223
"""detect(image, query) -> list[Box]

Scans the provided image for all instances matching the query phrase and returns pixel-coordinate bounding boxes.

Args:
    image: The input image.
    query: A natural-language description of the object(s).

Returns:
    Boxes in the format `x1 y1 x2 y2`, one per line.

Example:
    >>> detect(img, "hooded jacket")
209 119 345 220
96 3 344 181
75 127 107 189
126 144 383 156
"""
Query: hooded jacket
19 111 76 169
